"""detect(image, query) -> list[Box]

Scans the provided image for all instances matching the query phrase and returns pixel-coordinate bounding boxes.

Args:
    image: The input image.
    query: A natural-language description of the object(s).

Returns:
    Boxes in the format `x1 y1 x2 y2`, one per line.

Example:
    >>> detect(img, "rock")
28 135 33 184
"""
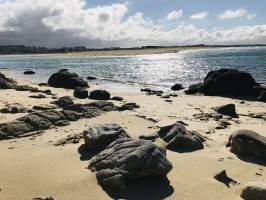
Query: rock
16 85 38 92
117 103 140 111
87 76 97 80
1 104 28 113
38 82 48 87
185 69 260 97
226 130 266 161
258 91 266 102
155 122 205 152
61 110 82 121
214 104 238 118
87 101 116 111
48 69 88 89
20 114 52 130
171 83 183 91
32 197 54 200
55 120 70 127
73 87 89 99
52 96 74 108
29 94 46 99
111 96 123 101
241 181 266 200
0 72 17 89
32 104 57 110
64 104 104 118
140 88 152 92
24 70 35 75
89 138 173 193
33 110 66 124
214 170 238 187
89 90 111 100
83 124 130 151
41 89 52 95
161 95 171 99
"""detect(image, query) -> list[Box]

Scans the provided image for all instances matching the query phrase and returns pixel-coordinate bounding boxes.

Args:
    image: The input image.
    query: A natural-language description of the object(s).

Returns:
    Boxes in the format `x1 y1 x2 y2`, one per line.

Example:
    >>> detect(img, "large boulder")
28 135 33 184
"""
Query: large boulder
214 104 238 118
0 72 17 89
48 69 88 89
226 130 266 161
83 124 130 151
89 90 111 100
88 138 173 193
185 69 260 97
150 122 205 152
171 83 183 91
73 87 89 99
241 181 266 200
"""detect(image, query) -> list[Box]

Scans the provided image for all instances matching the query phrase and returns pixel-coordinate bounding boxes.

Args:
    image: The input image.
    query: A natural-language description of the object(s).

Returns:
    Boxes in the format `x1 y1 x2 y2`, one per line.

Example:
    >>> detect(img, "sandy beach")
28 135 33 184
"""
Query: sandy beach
0 73 265 200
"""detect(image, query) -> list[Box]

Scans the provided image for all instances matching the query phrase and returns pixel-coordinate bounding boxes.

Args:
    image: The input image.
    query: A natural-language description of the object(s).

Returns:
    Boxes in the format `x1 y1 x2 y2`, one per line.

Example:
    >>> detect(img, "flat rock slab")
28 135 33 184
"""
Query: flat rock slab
241 181 266 200
89 138 173 195
227 130 266 162
83 124 130 151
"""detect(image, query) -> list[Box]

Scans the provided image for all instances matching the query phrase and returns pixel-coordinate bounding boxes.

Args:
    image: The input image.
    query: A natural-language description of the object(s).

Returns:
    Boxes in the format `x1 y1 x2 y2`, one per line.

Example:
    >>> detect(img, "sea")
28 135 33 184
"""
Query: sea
0 47 266 92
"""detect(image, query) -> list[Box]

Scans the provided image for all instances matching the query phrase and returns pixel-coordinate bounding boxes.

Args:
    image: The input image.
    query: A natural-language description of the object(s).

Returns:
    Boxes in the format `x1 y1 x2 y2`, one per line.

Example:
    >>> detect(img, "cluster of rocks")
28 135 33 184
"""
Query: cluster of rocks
0 103 29 114
185 68 266 101
82 124 173 196
140 88 164 96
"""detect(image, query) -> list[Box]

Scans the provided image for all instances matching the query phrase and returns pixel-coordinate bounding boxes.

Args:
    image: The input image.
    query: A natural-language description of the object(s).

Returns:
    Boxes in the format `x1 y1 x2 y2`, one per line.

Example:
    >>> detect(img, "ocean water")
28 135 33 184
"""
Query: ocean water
0 47 265 92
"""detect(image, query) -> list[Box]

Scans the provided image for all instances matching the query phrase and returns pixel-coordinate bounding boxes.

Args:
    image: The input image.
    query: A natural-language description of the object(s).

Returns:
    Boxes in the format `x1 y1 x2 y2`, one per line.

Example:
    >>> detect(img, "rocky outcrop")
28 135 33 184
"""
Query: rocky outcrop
171 83 183 91
1 104 28 113
83 124 130 151
258 91 266 102
52 96 74 108
0 72 18 89
142 122 205 152
89 90 111 100
226 130 266 162
48 69 88 89
213 104 238 118
241 181 266 200
185 69 261 98
73 87 89 99
88 138 173 193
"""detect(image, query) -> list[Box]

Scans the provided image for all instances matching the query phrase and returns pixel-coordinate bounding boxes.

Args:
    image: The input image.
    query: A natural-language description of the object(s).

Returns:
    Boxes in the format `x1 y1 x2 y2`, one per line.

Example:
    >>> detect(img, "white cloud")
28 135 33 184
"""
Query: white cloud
218 8 256 20
0 0 265 47
166 10 183 21
190 12 209 20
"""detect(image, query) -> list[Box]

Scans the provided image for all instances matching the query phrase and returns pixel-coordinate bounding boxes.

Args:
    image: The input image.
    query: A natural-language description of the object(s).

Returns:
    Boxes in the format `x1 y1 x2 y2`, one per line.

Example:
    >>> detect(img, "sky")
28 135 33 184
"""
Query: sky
0 0 265 48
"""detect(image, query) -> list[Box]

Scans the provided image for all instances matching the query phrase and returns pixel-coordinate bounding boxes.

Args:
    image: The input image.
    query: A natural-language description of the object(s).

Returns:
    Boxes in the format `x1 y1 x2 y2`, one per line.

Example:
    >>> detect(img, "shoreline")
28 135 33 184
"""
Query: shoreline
0 73 265 200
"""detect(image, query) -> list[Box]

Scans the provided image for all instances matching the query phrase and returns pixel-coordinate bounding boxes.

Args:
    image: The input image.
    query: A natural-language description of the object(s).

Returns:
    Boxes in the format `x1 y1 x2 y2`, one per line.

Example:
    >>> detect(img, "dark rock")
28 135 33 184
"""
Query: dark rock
88 138 173 193
16 85 38 92
117 103 140 111
111 96 123 101
83 124 130 151
64 104 104 117
32 104 57 111
0 121 35 139
214 170 238 187
1 104 28 113
38 83 48 87
241 181 266 200
33 110 66 124
155 122 205 152
55 120 70 127
24 70 35 75
87 76 97 80
19 114 52 130
258 91 266 102
140 88 152 92
87 101 116 111
226 130 266 161
89 90 111 100
32 197 54 200
139 132 159 142
0 72 17 89
29 94 46 99
61 110 82 121
214 104 238 118
48 69 88 89
185 69 260 97
74 87 89 99
171 83 183 91
52 96 74 108
41 89 52 95
161 95 171 99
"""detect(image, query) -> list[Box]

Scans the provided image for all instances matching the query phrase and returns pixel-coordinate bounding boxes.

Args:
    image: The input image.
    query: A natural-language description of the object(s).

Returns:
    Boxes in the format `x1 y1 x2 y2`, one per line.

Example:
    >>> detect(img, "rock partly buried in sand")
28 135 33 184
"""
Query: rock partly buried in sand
83 124 130 151
0 72 17 89
32 197 54 200
16 85 38 92
88 138 173 193
87 101 116 111
52 96 74 108
73 87 89 99
87 76 97 80
148 122 205 152
29 94 46 99
117 103 140 111
185 69 260 97
48 69 88 89
1 104 28 113
214 104 238 118
89 90 111 100
32 104 57 111
111 96 123 101
241 181 266 200
24 70 35 75
226 130 266 162
171 83 183 91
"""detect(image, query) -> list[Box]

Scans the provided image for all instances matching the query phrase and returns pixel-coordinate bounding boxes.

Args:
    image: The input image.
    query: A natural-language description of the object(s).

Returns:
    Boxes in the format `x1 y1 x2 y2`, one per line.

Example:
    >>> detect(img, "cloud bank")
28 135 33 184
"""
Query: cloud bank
0 0 265 48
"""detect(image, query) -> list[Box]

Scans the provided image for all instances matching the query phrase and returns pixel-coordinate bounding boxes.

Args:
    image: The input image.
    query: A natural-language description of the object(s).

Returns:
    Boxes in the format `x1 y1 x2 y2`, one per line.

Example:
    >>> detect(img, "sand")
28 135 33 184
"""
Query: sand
0 76 265 200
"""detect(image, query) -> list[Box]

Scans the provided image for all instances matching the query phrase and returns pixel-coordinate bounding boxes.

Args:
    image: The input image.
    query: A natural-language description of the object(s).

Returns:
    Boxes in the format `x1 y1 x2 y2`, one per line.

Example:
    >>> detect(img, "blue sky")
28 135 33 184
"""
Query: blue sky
0 0 265 47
